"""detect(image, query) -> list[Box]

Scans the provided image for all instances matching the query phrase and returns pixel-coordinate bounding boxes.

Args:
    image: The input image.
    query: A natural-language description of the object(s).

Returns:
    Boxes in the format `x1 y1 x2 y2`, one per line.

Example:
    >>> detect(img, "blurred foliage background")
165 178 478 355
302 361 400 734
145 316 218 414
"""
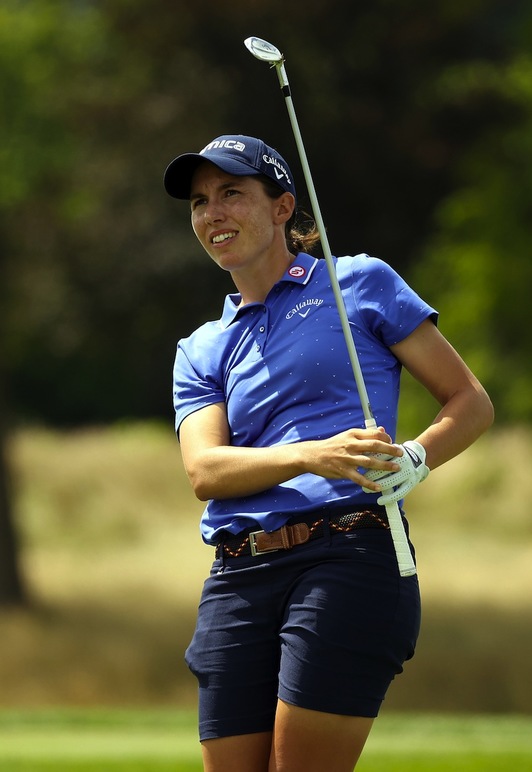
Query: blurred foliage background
2 0 531 426
0 0 531 713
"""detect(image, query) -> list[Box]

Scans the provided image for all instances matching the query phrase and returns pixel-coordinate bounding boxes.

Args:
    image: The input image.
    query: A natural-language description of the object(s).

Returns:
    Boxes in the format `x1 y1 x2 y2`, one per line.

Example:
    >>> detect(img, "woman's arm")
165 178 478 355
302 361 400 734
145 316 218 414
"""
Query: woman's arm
179 402 403 501
391 319 494 470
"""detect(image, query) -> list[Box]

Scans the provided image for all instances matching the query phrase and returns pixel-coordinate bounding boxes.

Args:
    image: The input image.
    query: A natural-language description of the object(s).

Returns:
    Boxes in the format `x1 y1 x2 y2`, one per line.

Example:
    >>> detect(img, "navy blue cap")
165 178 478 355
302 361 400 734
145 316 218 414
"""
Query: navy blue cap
164 135 296 200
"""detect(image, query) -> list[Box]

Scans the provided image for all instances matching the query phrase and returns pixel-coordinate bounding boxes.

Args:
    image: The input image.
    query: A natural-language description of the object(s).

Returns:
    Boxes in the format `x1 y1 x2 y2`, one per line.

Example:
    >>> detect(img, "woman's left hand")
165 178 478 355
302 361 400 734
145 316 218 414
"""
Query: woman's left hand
362 440 429 503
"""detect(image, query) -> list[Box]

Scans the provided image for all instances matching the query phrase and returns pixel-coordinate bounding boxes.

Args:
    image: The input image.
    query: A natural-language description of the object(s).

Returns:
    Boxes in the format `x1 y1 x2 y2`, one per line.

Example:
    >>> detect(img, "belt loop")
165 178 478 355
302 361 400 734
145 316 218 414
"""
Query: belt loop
217 541 226 573
322 512 331 545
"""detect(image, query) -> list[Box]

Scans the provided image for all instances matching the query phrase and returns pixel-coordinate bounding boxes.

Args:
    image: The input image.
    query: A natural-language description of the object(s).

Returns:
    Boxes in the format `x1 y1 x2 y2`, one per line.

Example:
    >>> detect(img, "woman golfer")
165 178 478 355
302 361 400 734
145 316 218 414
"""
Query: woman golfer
164 135 493 772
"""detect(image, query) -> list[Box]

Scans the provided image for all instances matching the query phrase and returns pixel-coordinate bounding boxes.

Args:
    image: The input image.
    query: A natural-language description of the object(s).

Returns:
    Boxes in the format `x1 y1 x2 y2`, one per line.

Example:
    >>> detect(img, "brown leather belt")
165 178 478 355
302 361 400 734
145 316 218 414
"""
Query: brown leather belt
215 507 390 559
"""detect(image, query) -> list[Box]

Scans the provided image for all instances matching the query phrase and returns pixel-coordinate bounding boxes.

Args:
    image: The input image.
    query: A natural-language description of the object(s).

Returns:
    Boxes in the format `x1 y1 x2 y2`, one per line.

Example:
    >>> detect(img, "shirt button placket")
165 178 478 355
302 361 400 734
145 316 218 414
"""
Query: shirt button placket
256 309 268 354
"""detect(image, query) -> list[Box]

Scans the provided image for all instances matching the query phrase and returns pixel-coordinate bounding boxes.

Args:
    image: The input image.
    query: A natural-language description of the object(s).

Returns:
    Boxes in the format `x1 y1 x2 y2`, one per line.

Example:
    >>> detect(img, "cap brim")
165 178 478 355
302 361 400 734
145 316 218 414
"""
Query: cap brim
163 152 263 199
163 154 205 199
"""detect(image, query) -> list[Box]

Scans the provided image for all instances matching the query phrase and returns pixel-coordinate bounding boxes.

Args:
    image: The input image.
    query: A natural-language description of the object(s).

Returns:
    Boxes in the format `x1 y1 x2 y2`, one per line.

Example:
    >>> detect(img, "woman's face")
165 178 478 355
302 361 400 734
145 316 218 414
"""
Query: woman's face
189 161 293 274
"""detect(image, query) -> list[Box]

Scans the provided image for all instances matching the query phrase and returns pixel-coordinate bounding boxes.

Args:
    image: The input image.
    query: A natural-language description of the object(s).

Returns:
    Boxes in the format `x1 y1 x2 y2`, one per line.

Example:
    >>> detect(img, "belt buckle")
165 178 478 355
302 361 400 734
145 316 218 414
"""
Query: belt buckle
249 529 280 556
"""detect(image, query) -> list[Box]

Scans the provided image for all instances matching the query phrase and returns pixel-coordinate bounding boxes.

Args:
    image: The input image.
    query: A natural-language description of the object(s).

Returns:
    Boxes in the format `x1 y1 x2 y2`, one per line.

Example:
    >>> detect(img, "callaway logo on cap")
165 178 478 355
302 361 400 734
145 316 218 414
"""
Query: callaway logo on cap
163 135 297 200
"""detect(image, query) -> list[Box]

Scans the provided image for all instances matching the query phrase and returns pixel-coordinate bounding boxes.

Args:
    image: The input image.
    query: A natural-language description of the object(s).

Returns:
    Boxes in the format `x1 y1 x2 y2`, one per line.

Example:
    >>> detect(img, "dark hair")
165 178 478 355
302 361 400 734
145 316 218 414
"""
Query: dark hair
257 176 321 255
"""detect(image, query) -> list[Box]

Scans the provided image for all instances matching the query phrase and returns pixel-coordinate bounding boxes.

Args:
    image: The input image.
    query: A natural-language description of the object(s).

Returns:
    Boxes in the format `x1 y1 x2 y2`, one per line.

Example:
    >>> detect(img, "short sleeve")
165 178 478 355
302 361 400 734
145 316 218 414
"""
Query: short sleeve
173 342 225 435
345 255 438 346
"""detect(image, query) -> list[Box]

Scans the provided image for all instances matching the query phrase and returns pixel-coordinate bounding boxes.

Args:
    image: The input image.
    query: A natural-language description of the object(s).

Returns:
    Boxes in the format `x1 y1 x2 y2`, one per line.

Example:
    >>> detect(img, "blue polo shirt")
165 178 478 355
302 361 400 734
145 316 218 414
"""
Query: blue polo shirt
173 253 437 543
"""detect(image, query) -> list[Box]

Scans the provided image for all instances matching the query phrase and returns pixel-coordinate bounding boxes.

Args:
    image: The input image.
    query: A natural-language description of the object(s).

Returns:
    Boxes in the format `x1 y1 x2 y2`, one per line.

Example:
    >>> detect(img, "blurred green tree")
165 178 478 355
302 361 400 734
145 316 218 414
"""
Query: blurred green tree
2 0 526 428
0 0 129 604
406 52 532 425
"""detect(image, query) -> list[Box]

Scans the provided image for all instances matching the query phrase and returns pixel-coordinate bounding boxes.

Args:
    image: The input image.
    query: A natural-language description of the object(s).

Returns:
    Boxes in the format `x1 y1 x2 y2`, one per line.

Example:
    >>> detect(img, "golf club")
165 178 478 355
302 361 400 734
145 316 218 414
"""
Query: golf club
244 36 416 577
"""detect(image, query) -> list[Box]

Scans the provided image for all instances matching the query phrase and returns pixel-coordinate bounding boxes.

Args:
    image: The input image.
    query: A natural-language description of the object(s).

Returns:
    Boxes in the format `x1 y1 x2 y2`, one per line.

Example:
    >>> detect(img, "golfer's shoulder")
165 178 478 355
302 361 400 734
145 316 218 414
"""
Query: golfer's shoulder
178 317 222 359
336 253 399 283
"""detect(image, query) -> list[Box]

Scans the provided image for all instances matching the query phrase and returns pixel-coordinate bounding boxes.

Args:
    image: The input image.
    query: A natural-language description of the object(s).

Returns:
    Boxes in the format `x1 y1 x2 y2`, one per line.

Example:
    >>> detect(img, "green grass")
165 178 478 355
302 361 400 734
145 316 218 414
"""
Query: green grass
0 709 202 771
358 713 532 771
1 710 531 771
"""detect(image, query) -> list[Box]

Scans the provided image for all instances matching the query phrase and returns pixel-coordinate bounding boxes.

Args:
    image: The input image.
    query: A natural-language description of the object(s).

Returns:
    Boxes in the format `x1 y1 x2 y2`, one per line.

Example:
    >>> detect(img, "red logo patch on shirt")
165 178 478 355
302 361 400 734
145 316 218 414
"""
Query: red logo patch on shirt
288 265 306 278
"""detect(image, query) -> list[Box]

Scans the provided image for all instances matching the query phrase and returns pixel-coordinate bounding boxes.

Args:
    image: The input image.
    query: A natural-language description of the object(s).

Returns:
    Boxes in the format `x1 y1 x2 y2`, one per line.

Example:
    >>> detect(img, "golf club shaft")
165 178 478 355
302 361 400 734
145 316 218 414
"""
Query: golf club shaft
274 64 375 426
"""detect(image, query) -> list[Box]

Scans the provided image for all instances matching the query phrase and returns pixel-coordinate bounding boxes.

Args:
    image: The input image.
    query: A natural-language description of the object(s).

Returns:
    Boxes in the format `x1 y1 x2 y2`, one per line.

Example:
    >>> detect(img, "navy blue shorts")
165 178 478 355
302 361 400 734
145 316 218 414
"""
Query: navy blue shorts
185 514 421 741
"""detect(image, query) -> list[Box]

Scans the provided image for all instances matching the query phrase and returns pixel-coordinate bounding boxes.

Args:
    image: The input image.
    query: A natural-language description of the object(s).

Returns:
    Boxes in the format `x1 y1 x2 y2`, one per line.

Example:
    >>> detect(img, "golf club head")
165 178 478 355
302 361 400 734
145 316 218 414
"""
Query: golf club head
244 36 283 64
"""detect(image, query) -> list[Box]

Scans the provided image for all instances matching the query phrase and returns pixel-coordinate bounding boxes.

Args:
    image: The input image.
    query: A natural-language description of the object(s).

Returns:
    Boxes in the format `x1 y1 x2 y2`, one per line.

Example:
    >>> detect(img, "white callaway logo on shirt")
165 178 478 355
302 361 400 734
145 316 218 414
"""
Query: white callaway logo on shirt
285 298 324 319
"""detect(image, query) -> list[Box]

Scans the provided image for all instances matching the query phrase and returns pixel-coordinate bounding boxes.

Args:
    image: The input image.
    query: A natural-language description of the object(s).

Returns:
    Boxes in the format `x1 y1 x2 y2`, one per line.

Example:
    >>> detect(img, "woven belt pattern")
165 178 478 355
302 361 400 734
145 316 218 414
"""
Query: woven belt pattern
215 508 389 559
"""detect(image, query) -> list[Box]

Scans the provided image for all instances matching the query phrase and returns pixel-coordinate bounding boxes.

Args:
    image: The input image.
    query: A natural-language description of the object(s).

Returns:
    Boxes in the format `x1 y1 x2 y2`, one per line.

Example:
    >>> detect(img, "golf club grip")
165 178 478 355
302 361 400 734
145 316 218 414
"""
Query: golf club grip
385 501 417 577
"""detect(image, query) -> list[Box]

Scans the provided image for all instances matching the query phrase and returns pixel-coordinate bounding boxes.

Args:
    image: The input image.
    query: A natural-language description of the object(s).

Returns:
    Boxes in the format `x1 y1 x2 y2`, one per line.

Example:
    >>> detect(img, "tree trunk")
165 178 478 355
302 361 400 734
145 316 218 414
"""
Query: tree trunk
0 378 27 607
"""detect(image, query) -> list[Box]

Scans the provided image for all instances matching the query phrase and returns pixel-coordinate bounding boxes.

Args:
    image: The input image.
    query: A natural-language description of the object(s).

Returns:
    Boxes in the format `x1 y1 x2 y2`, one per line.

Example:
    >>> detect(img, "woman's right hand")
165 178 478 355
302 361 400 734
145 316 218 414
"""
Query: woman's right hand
301 427 402 493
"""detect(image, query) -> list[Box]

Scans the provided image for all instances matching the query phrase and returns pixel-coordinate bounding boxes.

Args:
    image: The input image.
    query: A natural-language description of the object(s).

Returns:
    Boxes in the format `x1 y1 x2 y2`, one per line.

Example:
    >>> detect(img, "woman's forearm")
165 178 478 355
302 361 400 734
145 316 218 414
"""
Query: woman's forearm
416 381 494 471
186 442 308 501
184 427 403 502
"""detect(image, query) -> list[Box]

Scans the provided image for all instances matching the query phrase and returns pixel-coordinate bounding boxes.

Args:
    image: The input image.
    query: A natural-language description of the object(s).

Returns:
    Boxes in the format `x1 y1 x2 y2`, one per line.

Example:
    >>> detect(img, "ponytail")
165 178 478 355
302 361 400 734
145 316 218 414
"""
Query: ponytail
285 210 321 255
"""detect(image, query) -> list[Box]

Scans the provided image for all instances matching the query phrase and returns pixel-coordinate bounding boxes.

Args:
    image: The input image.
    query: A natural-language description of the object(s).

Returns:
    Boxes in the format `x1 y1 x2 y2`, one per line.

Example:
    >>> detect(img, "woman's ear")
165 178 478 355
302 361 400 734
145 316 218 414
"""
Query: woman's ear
274 192 296 224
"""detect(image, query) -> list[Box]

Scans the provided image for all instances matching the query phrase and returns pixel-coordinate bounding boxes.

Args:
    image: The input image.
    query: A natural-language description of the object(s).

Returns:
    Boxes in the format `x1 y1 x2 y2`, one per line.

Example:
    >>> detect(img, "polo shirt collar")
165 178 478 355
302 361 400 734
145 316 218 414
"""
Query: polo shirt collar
220 252 320 328
278 252 319 284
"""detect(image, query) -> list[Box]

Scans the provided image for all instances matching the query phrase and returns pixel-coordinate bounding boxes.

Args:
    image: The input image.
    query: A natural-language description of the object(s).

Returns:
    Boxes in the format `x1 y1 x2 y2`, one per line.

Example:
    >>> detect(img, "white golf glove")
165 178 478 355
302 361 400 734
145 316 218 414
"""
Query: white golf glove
363 440 429 505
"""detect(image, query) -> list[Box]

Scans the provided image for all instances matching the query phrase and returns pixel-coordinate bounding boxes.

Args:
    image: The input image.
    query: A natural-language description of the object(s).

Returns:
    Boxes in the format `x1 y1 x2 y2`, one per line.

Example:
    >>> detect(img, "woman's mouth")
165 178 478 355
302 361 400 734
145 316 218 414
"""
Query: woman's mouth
211 231 237 245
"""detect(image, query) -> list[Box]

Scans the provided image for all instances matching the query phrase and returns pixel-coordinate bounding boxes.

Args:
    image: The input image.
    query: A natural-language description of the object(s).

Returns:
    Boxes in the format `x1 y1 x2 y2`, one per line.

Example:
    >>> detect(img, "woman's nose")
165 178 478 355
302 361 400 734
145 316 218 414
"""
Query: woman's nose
204 201 224 224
